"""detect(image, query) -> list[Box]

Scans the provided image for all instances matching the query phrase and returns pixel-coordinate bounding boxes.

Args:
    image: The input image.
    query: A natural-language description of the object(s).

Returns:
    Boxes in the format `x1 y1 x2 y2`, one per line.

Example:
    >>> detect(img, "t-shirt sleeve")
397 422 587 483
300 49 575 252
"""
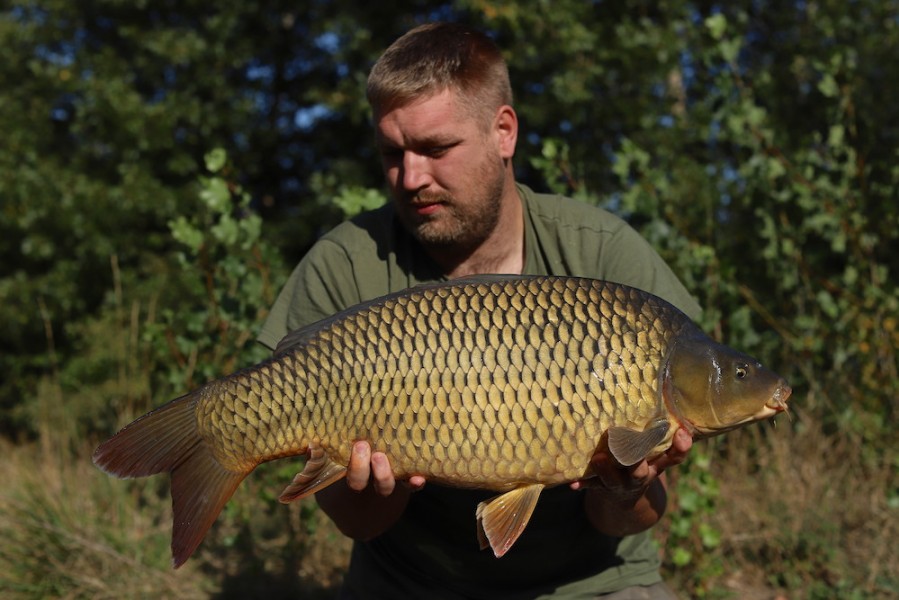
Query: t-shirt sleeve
587 218 702 321
256 238 363 351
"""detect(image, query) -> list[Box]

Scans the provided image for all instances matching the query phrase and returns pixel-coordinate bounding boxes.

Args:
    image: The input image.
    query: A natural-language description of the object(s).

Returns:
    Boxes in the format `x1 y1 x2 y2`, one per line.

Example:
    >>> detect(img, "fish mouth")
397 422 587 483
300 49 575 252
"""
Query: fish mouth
754 382 792 420
768 382 792 411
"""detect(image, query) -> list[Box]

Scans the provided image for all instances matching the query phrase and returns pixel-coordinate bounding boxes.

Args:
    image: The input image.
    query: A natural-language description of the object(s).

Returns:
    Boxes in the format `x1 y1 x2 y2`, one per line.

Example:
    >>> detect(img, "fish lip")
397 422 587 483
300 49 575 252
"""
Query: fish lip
742 382 792 423
751 405 780 420
764 382 792 414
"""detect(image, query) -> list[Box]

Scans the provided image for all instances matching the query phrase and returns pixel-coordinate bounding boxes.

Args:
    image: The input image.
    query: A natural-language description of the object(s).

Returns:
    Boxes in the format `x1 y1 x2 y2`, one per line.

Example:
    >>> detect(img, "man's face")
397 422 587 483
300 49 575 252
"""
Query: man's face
374 89 508 254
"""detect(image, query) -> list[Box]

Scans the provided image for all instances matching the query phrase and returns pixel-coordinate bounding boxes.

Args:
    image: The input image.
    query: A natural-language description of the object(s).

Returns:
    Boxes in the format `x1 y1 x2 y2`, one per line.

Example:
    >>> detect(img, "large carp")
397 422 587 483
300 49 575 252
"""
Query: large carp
93 275 791 567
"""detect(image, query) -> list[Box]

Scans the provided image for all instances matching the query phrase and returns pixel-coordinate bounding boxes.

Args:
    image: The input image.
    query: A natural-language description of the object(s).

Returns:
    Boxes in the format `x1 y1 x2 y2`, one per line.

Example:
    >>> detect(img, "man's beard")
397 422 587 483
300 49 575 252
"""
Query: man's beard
397 156 505 256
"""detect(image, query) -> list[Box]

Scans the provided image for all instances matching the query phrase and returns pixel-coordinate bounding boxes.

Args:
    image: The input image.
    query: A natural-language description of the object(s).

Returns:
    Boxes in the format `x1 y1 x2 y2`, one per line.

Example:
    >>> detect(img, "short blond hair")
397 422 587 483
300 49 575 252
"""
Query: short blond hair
367 22 513 126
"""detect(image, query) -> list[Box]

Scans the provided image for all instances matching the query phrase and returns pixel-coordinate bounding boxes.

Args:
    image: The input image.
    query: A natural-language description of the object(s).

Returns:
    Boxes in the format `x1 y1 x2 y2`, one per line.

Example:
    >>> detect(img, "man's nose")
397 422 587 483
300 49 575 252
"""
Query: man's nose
401 152 431 191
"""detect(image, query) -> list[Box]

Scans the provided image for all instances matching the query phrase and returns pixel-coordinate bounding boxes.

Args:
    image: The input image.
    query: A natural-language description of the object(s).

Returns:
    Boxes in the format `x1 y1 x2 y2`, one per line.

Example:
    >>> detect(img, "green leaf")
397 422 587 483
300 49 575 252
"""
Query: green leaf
200 177 231 213
168 216 204 251
542 139 559 160
767 156 786 179
239 214 263 250
818 74 839 98
678 488 700 513
210 216 240 245
705 14 727 40
672 547 692 567
333 186 387 218
816 289 840 319
204 148 228 173
828 124 845 147
720 38 741 64
699 523 722 549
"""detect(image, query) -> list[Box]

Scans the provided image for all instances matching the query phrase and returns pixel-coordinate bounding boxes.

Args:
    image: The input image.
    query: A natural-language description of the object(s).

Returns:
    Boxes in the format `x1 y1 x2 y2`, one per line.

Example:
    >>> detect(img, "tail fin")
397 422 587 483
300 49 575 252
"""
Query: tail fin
92 392 248 568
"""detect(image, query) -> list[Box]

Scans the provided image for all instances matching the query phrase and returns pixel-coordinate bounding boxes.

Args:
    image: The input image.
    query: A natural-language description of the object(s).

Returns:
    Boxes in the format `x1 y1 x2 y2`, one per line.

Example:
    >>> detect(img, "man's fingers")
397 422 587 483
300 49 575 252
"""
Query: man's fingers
346 442 402 496
346 441 372 491
370 452 396 496
345 441 425 496
629 460 651 482
649 428 693 472
672 428 693 454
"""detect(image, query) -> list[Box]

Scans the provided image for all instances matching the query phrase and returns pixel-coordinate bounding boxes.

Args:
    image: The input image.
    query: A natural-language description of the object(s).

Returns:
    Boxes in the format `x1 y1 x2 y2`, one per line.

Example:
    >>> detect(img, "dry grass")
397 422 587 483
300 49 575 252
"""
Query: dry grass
687 403 899 598
0 438 211 599
0 436 353 599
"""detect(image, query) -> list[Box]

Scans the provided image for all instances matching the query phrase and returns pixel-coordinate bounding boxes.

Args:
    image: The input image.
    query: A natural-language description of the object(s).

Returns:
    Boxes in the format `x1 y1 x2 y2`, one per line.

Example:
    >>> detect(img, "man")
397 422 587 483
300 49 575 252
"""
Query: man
258 22 700 599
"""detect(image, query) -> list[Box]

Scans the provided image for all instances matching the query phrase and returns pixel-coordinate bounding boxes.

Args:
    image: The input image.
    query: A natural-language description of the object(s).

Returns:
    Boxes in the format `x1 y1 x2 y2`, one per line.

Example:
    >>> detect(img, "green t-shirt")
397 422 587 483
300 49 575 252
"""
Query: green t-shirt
258 184 700 599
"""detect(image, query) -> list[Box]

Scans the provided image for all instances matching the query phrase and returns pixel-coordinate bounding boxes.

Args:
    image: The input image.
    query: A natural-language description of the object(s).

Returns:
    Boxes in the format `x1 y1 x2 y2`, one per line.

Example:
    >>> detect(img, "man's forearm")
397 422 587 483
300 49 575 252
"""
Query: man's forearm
315 481 412 541
582 474 669 537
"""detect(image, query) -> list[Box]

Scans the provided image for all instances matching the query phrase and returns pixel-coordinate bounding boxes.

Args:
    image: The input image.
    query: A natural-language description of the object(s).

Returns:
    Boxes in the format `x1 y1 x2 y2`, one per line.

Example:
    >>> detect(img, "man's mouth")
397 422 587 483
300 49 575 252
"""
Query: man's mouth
413 202 442 216
407 195 448 216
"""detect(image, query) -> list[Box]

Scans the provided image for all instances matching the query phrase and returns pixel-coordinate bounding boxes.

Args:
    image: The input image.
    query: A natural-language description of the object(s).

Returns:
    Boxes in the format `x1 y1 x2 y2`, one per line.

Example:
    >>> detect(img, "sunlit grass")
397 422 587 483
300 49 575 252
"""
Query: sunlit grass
0 438 211 599
663 402 899 599
0 434 352 599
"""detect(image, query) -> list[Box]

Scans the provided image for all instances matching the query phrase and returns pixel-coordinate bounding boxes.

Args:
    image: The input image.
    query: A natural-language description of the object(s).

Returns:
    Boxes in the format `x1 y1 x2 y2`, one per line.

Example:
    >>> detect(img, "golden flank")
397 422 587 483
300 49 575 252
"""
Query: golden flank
93 275 791 567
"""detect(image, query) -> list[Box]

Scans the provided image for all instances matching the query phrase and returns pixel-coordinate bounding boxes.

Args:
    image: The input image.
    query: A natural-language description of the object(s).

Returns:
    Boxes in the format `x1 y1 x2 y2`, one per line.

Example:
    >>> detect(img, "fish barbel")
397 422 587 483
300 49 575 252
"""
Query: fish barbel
93 275 791 566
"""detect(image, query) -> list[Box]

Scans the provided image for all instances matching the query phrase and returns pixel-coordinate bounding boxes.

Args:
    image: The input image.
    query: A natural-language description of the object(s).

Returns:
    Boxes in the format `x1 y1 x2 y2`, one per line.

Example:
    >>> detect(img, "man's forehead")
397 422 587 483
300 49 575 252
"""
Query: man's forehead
374 90 476 144
374 127 463 150
373 86 456 116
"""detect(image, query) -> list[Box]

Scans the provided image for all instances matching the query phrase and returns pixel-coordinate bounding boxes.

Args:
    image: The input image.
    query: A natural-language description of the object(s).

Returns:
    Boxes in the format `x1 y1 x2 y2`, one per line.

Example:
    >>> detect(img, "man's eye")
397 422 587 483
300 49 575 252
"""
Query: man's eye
425 146 450 158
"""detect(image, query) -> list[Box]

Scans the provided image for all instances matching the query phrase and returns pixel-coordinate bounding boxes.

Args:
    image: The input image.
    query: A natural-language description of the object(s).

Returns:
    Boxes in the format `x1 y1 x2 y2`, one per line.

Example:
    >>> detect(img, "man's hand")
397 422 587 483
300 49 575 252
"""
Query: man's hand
315 441 425 541
570 427 693 495
571 428 693 537
345 440 427 495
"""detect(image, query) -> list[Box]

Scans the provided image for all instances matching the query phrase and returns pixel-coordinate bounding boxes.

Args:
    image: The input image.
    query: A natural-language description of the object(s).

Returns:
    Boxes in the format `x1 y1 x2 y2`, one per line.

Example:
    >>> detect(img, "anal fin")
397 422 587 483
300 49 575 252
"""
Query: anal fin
278 442 347 503
476 483 544 557
607 418 670 467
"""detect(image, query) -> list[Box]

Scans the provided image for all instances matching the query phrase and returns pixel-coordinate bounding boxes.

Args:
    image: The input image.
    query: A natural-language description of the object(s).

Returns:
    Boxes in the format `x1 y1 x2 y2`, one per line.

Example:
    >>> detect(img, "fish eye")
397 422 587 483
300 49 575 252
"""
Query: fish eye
735 364 748 379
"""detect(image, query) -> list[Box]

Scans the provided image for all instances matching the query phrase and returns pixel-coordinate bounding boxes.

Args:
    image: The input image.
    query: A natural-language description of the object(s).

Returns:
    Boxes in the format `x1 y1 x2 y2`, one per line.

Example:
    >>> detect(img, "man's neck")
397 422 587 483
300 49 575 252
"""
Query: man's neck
438 184 525 279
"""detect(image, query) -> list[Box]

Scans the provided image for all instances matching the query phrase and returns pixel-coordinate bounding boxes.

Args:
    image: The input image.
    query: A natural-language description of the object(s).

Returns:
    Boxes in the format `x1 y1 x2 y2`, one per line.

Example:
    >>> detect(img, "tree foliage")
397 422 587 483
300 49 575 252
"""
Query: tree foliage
0 0 446 433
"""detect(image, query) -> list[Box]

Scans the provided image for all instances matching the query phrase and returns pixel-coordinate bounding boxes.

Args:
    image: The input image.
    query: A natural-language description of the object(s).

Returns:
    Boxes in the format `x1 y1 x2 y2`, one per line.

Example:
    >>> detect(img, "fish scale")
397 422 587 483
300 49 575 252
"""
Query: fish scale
93 274 791 567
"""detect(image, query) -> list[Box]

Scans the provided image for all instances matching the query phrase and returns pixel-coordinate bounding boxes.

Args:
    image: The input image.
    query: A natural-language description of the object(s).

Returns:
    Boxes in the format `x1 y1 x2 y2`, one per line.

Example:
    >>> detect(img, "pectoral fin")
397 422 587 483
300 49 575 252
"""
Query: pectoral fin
278 443 347 503
476 483 545 557
607 418 670 467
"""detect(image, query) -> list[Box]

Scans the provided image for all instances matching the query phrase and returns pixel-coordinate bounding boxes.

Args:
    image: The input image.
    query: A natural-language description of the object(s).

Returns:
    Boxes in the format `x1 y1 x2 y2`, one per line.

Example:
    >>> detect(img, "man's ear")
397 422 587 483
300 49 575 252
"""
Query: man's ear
494 105 518 159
